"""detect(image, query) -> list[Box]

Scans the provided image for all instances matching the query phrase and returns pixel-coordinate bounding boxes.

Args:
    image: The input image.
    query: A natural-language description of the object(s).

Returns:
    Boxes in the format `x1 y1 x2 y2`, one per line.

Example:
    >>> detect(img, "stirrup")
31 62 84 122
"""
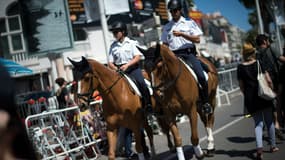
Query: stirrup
202 103 213 114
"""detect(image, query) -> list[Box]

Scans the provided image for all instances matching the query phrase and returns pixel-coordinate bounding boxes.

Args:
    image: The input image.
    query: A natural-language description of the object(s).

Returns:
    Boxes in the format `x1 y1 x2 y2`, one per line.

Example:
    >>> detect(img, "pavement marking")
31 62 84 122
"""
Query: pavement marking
161 116 244 160
200 116 244 142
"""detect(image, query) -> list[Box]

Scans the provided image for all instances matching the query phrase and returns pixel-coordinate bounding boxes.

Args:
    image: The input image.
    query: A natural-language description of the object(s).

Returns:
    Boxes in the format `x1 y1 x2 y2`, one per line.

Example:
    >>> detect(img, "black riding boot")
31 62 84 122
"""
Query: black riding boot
142 87 153 114
200 82 213 114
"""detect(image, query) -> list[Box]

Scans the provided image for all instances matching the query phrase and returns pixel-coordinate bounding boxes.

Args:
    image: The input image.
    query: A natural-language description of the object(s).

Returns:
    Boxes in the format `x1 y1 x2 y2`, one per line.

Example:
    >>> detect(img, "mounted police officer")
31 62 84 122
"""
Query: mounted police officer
108 21 152 159
161 0 212 114
108 21 153 114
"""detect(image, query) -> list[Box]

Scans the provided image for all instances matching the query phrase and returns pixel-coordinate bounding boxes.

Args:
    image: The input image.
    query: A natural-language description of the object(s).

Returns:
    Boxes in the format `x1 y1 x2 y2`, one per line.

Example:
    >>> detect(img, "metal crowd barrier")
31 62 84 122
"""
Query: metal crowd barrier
217 68 240 106
25 103 106 160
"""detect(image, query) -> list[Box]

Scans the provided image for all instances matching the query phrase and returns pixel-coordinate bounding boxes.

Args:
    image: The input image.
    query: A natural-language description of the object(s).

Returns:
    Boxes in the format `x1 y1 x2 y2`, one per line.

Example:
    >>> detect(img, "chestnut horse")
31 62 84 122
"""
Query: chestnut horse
69 57 154 160
139 44 218 159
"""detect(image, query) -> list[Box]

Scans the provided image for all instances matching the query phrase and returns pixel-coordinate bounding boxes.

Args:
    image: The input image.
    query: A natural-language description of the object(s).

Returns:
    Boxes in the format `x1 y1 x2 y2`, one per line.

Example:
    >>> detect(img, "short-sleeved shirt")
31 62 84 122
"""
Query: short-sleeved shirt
108 37 142 65
237 61 273 114
161 16 203 51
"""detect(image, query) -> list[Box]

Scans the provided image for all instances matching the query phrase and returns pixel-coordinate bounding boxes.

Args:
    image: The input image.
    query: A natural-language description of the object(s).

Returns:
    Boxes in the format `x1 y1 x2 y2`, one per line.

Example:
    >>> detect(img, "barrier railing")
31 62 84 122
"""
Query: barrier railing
217 68 240 106
25 105 106 160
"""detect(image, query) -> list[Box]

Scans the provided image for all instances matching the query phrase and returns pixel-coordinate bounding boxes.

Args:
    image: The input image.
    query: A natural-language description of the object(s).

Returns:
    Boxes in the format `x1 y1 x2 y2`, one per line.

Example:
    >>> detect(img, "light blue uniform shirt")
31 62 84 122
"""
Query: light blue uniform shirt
108 37 142 65
161 16 203 51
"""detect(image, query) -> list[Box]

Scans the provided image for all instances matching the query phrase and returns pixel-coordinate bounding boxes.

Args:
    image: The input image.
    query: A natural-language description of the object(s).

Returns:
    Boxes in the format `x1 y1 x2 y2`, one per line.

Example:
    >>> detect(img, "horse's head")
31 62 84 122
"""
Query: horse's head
138 43 170 99
68 56 99 108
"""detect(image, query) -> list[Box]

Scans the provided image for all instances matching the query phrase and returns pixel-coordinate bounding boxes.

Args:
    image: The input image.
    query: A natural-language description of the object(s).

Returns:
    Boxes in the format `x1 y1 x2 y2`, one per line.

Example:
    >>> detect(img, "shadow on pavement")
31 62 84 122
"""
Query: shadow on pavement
227 136 255 143
214 149 256 159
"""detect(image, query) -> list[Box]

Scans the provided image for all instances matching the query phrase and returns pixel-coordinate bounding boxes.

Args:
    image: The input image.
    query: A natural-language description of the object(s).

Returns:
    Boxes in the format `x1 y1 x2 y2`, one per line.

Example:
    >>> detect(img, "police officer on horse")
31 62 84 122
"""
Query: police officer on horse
161 0 212 114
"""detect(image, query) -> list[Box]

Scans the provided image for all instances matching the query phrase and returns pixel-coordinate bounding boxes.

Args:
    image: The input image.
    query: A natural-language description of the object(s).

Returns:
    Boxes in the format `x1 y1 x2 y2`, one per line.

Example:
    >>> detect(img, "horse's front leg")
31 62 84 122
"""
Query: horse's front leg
144 118 155 156
133 129 145 160
189 109 204 159
169 121 185 160
205 113 215 156
106 128 118 160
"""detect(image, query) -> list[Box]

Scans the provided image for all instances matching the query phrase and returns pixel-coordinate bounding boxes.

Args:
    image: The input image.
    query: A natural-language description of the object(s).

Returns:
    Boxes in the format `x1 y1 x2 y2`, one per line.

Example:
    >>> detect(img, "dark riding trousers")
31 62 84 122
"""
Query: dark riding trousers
116 64 151 105
173 47 209 102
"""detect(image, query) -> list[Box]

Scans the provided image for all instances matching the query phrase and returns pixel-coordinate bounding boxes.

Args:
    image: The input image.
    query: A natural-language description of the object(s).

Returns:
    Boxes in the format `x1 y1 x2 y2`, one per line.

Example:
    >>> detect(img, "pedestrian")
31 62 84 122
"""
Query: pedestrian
117 127 150 159
160 0 211 115
55 77 71 109
108 21 153 114
0 63 38 160
255 34 285 140
238 42 279 160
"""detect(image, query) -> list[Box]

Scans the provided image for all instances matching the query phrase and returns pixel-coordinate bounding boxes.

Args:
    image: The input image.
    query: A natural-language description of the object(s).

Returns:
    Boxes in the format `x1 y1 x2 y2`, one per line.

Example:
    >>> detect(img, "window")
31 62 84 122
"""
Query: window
73 28 87 41
0 15 26 54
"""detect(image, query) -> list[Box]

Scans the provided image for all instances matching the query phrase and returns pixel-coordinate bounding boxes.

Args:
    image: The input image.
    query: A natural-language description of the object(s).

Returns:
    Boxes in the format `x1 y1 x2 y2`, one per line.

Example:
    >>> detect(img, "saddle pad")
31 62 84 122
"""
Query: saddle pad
123 74 153 97
178 57 208 84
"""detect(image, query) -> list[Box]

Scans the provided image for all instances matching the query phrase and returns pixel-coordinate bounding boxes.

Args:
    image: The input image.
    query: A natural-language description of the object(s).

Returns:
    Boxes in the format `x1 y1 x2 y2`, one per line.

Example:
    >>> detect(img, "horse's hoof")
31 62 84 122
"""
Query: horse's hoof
205 148 215 157
196 154 205 160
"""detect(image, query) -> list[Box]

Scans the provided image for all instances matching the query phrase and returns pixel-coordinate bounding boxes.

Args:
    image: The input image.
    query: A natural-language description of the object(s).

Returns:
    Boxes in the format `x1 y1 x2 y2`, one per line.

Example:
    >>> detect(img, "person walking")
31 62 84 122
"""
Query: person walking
238 43 279 160
255 34 285 140
160 0 211 114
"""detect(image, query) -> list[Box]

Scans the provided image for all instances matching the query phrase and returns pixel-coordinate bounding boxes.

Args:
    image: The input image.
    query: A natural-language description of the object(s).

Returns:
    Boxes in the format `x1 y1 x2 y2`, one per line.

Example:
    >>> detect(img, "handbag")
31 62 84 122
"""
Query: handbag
257 60 276 100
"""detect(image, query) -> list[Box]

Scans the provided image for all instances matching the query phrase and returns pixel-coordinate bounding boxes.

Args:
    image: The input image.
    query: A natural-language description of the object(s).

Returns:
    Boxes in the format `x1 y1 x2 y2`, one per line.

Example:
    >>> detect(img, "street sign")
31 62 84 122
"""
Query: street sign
20 0 74 55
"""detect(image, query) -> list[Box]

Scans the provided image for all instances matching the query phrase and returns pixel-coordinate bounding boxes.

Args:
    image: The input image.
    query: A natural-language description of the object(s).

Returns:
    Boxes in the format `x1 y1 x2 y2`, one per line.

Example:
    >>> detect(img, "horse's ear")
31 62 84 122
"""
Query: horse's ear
68 57 79 67
137 46 147 56
81 56 89 65
154 43 160 58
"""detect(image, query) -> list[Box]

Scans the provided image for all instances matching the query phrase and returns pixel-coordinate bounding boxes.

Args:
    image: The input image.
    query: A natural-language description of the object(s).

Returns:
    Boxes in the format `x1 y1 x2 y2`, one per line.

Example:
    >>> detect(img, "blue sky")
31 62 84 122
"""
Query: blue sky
194 0 251 31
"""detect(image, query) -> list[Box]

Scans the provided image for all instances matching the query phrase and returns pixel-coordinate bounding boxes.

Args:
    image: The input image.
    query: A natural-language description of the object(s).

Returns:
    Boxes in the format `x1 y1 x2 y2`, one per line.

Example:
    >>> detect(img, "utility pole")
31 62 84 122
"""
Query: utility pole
255 0 264 34
272 1 283 55
98 0 110 63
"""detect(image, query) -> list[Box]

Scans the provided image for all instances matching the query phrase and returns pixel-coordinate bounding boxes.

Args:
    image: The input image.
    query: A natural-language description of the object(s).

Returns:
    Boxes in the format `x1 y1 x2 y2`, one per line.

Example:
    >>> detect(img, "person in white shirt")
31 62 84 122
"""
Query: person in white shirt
161 0 212 114
108 21 152 113
108 21 151 159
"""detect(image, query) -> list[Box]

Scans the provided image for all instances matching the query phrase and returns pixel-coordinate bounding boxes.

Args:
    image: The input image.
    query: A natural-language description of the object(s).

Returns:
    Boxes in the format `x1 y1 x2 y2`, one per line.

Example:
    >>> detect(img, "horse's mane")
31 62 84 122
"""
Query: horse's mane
160 44 179 64
87 59 117 78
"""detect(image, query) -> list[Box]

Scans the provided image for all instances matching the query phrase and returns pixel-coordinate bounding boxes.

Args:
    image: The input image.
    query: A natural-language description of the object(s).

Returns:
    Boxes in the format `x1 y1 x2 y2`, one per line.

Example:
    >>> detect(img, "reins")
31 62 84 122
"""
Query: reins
151 58 182 93
77 70 123 106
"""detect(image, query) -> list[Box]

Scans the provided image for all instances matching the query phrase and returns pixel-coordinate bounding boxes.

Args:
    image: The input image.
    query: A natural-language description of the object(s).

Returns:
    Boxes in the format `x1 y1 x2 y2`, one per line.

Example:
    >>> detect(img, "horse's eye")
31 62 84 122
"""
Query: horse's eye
83 76 90 81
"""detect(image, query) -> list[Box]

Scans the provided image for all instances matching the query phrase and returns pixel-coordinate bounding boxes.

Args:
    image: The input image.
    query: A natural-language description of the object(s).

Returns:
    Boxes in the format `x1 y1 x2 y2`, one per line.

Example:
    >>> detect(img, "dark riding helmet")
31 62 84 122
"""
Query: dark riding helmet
167 0 182 10
109 21 128 36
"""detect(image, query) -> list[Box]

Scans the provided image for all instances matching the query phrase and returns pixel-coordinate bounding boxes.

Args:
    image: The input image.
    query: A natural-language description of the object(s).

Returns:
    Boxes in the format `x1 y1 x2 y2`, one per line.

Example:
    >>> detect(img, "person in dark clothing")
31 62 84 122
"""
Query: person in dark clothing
0 63 38 160
256 34 285 140
238 42 278 160
55 77 70 109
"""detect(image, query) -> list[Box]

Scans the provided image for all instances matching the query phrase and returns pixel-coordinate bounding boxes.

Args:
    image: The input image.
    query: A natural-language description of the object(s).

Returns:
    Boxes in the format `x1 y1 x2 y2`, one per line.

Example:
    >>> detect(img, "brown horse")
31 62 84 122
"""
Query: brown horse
139 44 218 159
69 57 155 160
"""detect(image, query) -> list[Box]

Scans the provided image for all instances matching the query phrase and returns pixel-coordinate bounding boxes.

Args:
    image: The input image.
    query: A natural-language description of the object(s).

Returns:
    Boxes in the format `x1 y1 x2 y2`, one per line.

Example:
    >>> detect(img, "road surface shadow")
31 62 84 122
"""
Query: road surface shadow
227 136 255 143
214 149 256 159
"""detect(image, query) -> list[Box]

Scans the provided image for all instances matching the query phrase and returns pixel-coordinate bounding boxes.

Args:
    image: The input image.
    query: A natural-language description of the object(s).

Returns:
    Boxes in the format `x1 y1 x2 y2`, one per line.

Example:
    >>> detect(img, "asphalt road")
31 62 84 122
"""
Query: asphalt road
98 91 285 160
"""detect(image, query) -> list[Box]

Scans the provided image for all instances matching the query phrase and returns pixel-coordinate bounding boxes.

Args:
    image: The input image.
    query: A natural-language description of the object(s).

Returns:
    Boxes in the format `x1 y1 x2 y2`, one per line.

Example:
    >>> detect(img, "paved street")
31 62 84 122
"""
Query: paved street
97 91 285 160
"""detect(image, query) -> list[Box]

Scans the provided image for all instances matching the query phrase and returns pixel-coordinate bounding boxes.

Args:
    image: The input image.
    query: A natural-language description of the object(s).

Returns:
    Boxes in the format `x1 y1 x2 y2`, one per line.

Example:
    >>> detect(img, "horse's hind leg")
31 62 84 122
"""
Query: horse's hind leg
106 128 118 160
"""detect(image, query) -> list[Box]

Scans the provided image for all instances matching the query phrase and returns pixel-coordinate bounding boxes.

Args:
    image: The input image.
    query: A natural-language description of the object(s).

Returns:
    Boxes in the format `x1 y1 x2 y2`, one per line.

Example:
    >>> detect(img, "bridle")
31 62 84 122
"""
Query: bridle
150 57 182 97
77 70 123 107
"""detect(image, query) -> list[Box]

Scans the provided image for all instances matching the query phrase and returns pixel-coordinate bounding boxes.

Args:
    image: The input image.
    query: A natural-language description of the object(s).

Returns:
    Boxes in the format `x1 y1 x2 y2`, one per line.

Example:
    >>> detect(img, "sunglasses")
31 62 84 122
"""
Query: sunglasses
170 9 180 13
112 30 121 34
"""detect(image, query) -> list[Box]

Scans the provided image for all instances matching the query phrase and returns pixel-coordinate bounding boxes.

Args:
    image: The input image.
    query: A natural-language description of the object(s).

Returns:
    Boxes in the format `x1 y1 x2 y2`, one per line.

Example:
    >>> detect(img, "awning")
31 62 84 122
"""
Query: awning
0 58 33 76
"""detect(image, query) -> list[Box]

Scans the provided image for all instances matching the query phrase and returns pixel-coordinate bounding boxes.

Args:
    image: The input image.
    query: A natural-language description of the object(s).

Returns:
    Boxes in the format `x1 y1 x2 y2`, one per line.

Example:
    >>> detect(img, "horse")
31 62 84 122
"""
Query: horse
138 44 219 159
69 57 155 160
